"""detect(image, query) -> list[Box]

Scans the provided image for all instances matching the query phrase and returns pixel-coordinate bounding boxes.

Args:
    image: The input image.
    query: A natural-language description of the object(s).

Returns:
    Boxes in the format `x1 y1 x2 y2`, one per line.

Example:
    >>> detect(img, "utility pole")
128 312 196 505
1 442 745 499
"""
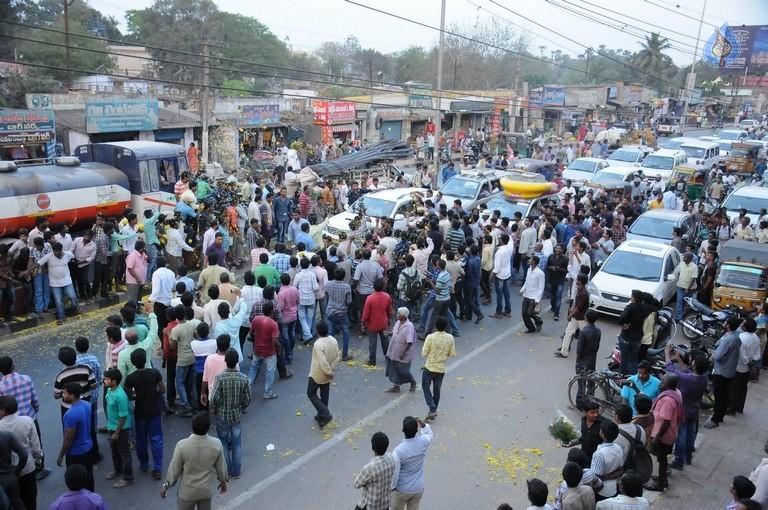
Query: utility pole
368 59 373 89
434 0 446 187
452 56 459 90
63 0 75 89
681 0 707 130
201 43 210 165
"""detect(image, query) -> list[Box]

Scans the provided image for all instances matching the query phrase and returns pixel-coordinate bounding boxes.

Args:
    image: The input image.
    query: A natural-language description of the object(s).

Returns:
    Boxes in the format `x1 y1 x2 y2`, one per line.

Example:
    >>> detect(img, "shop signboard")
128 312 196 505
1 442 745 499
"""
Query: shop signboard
328 101 356 124
541 87 566 107
85 98 159 133
0 131 53 144
528 88 543 108
626 85 643 104
491 111 501 136
577 89 600 109
408 84 433 109
25 94 53 110
0 109 55 134
237 104 280 127
313 100 329 125
702 24 768 73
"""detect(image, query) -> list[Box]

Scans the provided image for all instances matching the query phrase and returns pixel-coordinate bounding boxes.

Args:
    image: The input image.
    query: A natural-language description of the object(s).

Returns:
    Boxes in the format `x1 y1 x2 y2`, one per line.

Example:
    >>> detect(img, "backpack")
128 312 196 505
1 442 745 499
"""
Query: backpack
618 425 653 484
402 271 423 302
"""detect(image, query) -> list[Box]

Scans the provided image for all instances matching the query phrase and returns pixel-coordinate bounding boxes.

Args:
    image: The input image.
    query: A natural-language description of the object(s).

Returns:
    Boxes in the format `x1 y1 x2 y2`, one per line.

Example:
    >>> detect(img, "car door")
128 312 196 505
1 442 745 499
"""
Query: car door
662 251 680 303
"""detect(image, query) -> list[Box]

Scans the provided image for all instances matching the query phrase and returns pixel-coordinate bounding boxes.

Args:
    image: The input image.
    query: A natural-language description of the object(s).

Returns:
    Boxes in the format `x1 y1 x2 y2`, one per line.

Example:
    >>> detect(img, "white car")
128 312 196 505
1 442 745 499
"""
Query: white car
639 149 687 183
322 187 423 240
587 240 681 316
625 210 693 246
718 129 749 142
738 119 760 129
437 169 510 210
661 137 699 151
721 186 768 227
562 157 610 188
607 145 652 166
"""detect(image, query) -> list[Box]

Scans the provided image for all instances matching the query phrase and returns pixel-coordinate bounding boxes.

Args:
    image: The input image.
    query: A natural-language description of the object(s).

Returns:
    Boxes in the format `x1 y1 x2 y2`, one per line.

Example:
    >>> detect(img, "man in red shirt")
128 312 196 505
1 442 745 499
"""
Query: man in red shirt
299 186 313 219
361 278 392 367
645 373 684 492
248 302 280 399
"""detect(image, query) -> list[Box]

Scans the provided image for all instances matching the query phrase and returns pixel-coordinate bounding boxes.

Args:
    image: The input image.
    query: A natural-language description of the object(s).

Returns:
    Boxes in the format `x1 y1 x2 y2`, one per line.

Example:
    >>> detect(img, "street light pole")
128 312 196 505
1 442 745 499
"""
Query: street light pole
434 0 446 187
682 0 708 129
63 0 75 89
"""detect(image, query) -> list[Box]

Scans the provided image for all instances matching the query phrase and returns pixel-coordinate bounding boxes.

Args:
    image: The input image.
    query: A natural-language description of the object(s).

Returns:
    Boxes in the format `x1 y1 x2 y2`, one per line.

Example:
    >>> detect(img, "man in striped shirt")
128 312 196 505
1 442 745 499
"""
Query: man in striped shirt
54 346 100 460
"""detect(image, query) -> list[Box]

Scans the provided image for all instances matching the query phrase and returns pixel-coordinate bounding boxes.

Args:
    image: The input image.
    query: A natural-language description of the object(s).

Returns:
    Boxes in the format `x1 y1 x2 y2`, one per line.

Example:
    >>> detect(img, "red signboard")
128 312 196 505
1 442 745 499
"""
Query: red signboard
328 101 356 124
491 111 501 136
321 126 334 146
313 101 329 126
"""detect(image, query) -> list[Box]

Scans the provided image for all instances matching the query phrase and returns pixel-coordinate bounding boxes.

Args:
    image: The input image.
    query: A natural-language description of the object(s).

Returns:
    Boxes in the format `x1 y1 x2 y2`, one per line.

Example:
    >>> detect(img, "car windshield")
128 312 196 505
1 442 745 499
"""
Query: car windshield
719 141 732 151
567 160 597 172
680 146 706 158
483 196 529 219
349 196 399 217
439 178 481 200
722 193 766 214
730 148 751 158
627 216 678 240
662 139 687 150
642 155 675 170
601 251 662 281
719 131 743 141
608 150 639 163
716 264 767 291
591 171 629 183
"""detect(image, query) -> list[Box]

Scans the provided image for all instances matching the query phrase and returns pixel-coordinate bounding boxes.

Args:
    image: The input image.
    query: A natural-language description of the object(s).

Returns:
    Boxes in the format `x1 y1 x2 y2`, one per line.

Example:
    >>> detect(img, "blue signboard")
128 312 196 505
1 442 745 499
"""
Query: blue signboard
542 87 566 107
528 88 543 107
703 23 745 70
85 99 159 134
238 104 280 127
0 109 55 134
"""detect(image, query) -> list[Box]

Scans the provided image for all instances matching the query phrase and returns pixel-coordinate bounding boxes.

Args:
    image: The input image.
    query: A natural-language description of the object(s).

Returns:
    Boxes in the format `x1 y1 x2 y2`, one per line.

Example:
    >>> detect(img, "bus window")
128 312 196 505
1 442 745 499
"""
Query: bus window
148 160 160 191
163 160 176 184
179 157 188 175
139 160 151 193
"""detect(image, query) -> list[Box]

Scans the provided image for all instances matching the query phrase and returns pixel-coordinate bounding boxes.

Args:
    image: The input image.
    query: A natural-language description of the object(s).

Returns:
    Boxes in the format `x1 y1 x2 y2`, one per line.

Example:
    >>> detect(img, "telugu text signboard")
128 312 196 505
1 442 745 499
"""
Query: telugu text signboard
313 100 329 125
237 104 280 127
328 101 356 124
85 99 159 134
408 84 433 109
0 109 55 134
541 87 566 107
0 131 53 144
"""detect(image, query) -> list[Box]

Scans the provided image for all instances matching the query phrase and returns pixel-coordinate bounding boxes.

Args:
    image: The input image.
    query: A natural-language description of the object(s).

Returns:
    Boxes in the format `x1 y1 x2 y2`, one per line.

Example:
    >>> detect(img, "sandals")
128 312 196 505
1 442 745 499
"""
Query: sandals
385 386 401 393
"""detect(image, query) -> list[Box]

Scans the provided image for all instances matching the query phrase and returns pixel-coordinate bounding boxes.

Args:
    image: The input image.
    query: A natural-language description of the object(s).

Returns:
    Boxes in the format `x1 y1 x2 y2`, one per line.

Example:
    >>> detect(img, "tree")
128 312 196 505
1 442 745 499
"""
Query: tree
633 32 678 92
0 72 62 108
391 46 430 84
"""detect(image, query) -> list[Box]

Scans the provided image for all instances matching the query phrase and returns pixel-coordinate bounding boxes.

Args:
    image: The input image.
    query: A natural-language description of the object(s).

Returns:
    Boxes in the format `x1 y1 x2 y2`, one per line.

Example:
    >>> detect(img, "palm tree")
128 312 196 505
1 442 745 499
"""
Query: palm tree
634 33 675 91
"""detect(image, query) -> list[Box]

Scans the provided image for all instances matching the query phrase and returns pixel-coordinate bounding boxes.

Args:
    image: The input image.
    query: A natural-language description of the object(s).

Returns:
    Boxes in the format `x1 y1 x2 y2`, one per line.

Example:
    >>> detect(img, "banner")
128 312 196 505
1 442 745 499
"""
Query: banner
313 100 329 125
85 99 158 133
491 111 501 136
237 104 280 127
541 87 566 107
328 101 356 124
528 88 543 108
0 109 55 134
408 84 433 109
702 24 768 73
0 131 53 144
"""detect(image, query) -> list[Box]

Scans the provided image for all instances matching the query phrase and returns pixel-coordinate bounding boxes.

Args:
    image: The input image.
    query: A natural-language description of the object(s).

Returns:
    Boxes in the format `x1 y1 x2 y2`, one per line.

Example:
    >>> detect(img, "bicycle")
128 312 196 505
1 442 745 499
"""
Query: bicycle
566 368 626 415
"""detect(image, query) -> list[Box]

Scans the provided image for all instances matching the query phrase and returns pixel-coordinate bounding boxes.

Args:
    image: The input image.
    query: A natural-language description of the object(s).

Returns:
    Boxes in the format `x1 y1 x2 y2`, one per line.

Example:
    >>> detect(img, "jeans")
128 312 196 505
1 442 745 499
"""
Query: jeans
66 452 94 492
33 272 50 313
75 262 94 299
135 413 163 472
494 277 511 314
277 220 289 243
462 286 482 320
298 304 316 341
126 283 144 305
521 297 542 332
307 376 331 420
0 283 15 320
165 358 177 409
730 370 750 413
248 354 277 397
549 281 564 317
281 321 297 362
50 284 78 320
675 286 694 320
146 243 158 280
481 269 492 299
109 427 133 481
673 417 697 464
215 417 242 477
419 295 435 331
710 373 731 423
175 364 197 410
425 299 450 335
619 336 641 375
422 368 445 413
367 330 389 365
327 313 350 357
92 261 109 297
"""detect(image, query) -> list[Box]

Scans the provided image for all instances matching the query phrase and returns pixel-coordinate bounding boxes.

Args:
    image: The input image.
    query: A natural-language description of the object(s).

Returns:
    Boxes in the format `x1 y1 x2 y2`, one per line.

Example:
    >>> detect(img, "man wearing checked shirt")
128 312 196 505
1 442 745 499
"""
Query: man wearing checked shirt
0 356 51 479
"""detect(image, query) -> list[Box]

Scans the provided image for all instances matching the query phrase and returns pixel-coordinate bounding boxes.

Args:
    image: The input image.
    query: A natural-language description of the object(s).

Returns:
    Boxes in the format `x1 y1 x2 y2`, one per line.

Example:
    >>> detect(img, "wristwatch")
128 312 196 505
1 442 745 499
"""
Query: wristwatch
162 482 170 489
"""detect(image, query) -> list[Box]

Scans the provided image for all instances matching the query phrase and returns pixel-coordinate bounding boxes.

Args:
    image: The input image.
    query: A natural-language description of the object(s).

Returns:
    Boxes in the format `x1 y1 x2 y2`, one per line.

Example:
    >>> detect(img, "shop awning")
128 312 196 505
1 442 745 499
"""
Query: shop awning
331 123 356 133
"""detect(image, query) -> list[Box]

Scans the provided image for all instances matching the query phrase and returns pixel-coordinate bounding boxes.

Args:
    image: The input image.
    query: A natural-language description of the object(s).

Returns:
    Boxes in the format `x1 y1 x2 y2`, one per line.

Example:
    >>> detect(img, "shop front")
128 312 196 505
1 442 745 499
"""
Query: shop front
313 100 359 144
0 109 57 163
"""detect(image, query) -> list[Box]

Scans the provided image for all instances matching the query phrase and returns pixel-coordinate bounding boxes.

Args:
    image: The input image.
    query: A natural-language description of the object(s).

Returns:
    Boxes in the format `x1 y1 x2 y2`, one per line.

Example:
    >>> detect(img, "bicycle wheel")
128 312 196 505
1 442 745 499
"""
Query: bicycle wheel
567 373 596 411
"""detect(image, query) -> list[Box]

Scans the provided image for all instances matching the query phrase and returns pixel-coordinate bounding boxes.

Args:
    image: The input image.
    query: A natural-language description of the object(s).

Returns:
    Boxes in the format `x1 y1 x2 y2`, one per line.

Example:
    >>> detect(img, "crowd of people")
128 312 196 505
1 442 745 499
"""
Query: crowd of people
0 138 766 509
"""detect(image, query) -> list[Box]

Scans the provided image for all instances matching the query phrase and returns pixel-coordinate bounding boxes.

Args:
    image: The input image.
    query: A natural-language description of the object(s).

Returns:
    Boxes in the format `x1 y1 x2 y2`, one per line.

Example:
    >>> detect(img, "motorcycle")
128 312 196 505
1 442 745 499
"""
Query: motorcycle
438 145 452 164
680 297 740 342
607 308 675 374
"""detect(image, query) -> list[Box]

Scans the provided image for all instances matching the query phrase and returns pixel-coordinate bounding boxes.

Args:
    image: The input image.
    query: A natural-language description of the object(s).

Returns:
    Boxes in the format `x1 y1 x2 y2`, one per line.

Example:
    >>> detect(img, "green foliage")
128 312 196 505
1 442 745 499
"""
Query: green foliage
0 72 62 109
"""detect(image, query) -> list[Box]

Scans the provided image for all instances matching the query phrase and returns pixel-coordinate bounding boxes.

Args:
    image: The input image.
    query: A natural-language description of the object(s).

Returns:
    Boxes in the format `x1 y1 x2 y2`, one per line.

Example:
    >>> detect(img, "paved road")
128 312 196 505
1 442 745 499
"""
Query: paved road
8 285 641 510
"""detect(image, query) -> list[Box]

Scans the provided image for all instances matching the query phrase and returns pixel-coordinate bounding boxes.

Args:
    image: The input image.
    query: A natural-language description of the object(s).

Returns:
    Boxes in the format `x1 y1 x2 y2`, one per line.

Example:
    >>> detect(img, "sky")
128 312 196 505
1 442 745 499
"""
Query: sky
88 0 768 66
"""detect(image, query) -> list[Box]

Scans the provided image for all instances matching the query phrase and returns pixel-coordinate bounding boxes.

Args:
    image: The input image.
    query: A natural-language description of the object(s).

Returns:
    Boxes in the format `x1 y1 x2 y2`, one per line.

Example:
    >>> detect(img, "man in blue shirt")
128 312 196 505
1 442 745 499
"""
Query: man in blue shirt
392 416 433 509
295 222 316 251
441 162 457 184
286 211 309 245
273 189 293 244
56 383 94 492
620 360 661 414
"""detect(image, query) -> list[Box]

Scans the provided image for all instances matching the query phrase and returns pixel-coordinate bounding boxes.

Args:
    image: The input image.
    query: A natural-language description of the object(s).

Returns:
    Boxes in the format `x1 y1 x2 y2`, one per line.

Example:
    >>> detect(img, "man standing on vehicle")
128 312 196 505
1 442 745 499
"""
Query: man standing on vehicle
703 316 742 429
675 252 698 321
391 416 434 510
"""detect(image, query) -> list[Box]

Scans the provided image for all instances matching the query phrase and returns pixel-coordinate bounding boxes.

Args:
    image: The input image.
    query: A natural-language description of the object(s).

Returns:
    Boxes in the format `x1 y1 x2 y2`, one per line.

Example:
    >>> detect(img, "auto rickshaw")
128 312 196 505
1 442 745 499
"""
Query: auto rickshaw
670 164 706 199
712 240 768 314
725 143 760 177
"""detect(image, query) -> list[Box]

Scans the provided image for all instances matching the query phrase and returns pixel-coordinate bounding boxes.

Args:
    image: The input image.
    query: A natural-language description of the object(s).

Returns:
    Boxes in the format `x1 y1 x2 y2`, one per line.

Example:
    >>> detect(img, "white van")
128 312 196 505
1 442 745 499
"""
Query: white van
678 140 721 173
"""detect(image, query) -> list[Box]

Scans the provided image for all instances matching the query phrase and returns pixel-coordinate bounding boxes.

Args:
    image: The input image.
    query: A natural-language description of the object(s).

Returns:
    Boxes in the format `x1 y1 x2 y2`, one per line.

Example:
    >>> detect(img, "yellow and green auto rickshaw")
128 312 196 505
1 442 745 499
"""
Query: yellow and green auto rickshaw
712 240 768 315
671 164 706 199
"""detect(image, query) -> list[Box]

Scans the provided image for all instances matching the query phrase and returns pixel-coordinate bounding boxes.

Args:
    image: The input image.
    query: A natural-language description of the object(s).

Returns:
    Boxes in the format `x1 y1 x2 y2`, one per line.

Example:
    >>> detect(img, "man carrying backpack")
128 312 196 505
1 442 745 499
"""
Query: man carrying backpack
613 403 653 486
397 255 423 313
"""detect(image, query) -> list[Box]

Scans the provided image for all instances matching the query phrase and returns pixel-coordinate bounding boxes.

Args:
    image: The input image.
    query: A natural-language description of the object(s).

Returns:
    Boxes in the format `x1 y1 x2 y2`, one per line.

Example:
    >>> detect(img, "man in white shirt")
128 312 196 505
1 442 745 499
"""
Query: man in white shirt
150 256 176 332
72 231 97 302
519 255 545 333
36 242 79 324
518 217 538 281
120 213 139 254
596 471 649 510
490 234 514 318
164 220 194 273
559 180 577 200
201 220 219 262
591 421 624 500
566 143 575 164
662 188 677 210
